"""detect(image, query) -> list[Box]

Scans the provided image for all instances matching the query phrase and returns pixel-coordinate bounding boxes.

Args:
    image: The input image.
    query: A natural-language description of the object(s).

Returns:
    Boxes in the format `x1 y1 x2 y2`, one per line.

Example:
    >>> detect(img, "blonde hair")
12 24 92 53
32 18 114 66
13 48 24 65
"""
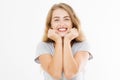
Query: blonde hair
42 3 85 43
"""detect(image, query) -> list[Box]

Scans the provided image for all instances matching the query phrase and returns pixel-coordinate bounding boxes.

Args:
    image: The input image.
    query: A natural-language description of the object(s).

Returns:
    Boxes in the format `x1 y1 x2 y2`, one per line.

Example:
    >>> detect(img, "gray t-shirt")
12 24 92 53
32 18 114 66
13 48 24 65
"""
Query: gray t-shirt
34 41 93 80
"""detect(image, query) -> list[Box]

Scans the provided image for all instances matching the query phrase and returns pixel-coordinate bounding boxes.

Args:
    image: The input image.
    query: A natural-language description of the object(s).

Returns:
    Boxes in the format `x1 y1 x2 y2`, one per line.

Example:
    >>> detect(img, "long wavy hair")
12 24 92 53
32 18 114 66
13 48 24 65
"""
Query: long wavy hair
42 3 85 43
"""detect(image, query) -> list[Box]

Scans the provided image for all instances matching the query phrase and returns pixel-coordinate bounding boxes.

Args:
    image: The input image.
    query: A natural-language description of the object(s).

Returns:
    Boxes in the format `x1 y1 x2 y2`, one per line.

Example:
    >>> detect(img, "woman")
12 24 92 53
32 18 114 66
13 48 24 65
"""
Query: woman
35 3 93 80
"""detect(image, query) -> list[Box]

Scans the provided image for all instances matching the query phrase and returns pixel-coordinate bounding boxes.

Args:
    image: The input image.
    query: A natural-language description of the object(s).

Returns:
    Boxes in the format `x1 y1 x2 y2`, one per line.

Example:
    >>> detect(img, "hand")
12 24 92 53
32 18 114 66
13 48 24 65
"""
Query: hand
64 28 79 42
48 29 62 42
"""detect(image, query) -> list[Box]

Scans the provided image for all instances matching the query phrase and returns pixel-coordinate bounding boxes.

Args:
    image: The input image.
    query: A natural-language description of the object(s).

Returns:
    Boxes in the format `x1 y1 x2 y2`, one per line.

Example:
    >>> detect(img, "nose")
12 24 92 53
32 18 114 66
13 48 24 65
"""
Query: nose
58 20 65 27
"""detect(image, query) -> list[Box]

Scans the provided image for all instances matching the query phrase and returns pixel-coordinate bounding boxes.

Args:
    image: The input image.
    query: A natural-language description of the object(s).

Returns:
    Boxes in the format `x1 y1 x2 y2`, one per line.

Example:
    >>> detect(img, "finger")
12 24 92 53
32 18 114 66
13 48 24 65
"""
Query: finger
72 28 77 31
67 28 71 33
55 30 58 34
71 28 78 33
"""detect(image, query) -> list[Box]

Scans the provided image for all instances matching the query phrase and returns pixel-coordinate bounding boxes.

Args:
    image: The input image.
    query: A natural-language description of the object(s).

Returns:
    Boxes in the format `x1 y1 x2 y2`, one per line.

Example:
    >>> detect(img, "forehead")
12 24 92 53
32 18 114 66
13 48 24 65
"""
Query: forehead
52 8 70 18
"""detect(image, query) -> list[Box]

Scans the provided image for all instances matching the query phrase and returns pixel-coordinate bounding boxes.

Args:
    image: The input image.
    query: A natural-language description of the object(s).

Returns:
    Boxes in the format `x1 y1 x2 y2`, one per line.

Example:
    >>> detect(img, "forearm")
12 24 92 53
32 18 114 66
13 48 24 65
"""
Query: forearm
63 39 79 78
48 41 62 79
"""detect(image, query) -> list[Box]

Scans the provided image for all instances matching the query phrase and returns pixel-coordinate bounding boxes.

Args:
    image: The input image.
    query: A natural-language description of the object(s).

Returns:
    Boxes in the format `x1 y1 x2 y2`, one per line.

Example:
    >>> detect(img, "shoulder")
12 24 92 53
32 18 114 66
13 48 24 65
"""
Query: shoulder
37 41 53 48
36 41 54 54
73 41 90 48
35 42 53 64
38 41 50 45
73 41 93 60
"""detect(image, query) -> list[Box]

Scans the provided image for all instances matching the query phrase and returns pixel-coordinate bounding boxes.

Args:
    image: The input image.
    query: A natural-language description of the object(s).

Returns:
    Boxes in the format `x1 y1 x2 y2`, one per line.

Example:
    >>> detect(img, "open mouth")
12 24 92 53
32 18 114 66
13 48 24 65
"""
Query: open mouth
57 28 68 32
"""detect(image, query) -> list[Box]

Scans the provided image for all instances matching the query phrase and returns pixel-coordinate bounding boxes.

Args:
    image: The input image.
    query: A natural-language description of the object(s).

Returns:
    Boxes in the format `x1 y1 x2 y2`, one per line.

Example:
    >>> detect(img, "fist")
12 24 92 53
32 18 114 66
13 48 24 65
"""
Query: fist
64 28 79 41
48 29 61 42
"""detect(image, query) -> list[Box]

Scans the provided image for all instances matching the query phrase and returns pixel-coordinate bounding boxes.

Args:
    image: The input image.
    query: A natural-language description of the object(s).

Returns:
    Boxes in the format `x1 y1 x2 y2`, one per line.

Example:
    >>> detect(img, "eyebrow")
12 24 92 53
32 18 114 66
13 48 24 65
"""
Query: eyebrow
53 16 59 19
53 16 70 19
64 16 70 18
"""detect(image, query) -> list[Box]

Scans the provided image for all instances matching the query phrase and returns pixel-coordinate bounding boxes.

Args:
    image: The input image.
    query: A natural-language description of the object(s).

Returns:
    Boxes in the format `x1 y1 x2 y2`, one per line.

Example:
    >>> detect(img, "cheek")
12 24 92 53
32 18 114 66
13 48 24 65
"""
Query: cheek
51 22 58 29
66 21 72 28
67 24 72 29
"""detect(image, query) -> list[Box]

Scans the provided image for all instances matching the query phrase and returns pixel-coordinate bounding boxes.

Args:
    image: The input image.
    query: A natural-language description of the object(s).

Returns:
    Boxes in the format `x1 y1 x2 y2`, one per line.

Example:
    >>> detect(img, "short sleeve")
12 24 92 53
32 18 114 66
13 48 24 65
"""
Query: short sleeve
73 41 93 60
34 42 52 64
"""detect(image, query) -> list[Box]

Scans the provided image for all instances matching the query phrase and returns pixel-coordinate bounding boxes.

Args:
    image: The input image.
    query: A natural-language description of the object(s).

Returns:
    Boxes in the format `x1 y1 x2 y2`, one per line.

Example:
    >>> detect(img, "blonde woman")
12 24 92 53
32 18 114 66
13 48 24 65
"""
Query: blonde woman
35 3 93 80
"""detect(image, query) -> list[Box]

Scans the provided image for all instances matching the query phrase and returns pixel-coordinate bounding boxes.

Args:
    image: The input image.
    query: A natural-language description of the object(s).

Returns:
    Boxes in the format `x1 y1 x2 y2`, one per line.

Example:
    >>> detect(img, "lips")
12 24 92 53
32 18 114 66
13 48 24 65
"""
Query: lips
57 28 67 32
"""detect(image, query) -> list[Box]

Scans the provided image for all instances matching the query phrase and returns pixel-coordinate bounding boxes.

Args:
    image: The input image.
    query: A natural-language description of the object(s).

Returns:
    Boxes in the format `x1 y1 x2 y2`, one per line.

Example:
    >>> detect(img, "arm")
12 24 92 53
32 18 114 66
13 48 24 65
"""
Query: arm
63 28 89 79
39 29 63 79
48 40 62 79
63 39 78 79
39 40 62 79
63 38 89 79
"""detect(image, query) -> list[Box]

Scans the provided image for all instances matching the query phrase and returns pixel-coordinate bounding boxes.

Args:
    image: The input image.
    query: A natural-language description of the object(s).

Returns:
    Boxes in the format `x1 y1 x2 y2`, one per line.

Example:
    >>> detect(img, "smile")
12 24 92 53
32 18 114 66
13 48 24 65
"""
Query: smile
57 28 68 32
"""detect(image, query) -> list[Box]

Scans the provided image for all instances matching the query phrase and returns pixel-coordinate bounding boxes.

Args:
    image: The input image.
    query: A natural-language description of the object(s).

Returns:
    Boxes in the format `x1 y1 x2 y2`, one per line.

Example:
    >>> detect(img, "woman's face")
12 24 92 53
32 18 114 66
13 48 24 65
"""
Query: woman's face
51 8 73 37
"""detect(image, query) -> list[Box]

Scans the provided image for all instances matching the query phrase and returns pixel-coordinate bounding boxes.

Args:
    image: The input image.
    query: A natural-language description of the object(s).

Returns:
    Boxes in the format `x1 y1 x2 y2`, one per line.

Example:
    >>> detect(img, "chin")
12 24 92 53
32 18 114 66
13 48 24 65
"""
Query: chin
60 35 65 37
59 34 66 37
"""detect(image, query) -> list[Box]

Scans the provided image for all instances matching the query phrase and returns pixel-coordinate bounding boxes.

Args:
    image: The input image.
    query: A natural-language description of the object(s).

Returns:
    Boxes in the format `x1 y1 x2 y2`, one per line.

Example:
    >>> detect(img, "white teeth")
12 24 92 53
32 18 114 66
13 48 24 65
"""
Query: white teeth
58 28 67 31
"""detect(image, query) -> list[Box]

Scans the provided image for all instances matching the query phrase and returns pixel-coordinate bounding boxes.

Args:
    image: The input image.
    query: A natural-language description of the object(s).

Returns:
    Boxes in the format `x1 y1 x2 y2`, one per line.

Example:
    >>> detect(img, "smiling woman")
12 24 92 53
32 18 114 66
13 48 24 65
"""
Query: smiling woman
50 8 72 37
34 3 93 80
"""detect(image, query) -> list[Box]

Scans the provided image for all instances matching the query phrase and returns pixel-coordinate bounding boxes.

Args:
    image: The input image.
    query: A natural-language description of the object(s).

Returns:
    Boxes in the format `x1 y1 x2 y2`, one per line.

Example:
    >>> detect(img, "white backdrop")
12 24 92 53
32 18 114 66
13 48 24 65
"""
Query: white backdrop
0 0 119 80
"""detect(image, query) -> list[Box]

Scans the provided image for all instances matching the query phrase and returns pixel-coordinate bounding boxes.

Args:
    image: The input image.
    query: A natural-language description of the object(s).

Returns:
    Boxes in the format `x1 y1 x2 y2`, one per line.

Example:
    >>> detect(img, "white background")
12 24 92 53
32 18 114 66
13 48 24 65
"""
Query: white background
0 0 119 80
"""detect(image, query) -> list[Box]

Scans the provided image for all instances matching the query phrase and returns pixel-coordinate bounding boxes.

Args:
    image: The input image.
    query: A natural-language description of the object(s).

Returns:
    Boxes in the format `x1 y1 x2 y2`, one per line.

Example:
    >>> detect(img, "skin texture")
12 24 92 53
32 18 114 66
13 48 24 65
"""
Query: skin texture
39 8 89 80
